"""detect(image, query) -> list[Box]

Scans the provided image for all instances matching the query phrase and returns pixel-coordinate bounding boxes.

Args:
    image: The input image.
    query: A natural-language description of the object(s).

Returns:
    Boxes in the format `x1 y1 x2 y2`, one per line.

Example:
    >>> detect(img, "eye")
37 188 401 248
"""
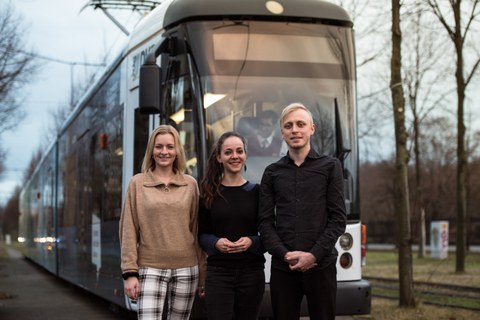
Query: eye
283 123 292 129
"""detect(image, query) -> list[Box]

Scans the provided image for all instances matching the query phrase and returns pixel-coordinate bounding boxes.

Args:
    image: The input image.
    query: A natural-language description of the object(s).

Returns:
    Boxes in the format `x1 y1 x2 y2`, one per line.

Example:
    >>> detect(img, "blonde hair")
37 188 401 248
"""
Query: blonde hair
279 102 314 127
141 125 187 173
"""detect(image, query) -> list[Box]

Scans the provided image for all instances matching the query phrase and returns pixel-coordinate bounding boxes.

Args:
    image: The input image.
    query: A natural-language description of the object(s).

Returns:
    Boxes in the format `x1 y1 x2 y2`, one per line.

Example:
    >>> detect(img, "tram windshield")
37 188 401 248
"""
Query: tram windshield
185 20 358 217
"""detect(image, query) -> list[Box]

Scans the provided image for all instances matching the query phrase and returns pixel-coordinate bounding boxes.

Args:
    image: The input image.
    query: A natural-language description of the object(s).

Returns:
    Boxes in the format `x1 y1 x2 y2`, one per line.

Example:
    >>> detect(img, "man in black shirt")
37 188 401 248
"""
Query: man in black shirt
258 102 347 320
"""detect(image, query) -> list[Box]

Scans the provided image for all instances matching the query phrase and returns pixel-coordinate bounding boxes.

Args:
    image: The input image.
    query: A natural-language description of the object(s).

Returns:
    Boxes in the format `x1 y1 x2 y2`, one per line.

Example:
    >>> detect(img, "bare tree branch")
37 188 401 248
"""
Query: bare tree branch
0 2 38 135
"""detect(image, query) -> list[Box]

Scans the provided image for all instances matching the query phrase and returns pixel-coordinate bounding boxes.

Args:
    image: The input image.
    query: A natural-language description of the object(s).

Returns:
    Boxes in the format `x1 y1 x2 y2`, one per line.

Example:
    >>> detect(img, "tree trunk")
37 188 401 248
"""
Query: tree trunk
391 0 416 307
453 1 467 274
419 208 426 258
412 89 425 259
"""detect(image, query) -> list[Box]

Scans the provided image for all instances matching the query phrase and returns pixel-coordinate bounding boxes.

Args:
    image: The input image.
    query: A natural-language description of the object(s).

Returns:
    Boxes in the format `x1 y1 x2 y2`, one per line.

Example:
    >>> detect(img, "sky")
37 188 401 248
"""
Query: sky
0 0 141 205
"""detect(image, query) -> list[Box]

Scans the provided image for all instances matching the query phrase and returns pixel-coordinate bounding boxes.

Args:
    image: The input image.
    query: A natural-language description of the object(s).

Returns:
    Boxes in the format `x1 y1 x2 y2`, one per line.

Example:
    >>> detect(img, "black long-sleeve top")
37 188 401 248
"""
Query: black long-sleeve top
199 181 265 269
258 149 347 271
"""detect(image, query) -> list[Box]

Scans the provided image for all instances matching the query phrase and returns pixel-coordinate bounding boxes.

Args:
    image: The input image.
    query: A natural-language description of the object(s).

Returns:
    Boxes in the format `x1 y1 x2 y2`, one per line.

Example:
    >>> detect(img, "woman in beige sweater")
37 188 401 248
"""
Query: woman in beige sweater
120 125 204 319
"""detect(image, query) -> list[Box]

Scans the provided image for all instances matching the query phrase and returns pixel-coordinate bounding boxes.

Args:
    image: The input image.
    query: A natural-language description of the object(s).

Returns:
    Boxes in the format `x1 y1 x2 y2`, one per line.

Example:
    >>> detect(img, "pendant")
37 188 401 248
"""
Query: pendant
164 185 170 193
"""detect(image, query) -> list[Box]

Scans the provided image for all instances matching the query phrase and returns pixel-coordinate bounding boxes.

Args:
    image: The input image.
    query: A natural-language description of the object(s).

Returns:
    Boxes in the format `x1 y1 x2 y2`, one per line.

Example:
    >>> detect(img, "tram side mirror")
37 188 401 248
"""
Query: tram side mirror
139 52 162 114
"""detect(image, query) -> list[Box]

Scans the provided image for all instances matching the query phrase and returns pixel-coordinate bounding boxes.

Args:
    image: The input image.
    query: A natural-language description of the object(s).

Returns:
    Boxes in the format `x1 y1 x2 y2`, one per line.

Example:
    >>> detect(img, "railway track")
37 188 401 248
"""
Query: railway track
366 276 480 311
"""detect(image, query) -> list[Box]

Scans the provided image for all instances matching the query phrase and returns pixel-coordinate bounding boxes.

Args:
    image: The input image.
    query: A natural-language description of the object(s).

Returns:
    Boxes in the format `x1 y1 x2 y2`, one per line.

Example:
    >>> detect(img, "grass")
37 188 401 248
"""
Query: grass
355 299 480 320
363 250 480 287
356 249 480 320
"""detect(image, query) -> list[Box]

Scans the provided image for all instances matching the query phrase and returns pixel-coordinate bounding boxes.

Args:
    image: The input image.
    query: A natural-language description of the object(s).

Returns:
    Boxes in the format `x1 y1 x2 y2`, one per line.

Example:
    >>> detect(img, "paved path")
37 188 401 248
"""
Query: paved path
0 247 135 320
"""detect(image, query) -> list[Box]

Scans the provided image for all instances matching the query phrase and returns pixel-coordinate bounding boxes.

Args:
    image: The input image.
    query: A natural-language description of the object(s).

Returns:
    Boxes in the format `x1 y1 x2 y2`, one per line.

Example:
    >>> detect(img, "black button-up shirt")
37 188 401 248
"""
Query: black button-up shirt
258 149 347 271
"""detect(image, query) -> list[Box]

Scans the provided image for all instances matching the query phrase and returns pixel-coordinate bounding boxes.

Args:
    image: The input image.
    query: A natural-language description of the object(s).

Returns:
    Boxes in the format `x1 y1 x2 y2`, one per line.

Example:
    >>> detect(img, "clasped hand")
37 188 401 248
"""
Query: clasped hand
215 237 252 253
284 251 318 272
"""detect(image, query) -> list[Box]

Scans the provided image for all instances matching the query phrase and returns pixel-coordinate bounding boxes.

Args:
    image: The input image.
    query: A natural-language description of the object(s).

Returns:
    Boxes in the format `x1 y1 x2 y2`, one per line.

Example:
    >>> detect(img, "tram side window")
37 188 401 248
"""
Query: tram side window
102 110 123 221
57 135 66 229
31 176 40 244
90 132 103 223
65 110 92 230
43 163 55 237
88 113 123 223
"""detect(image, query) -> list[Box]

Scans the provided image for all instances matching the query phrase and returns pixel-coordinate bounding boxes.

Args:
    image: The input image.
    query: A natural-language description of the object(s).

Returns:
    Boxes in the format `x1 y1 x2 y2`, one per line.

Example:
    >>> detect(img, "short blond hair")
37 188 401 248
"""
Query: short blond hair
141 125 187 173
279 102 314 127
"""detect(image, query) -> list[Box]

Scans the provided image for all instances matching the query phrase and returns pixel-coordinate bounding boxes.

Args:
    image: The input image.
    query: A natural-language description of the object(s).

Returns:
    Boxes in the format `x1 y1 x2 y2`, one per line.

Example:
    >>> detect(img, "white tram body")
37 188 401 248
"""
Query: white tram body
19 0 370 317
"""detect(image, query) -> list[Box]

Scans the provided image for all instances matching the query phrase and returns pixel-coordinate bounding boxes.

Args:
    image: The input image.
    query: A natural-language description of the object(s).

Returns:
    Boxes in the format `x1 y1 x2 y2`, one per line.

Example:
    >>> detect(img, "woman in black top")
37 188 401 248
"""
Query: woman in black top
199 131 265 320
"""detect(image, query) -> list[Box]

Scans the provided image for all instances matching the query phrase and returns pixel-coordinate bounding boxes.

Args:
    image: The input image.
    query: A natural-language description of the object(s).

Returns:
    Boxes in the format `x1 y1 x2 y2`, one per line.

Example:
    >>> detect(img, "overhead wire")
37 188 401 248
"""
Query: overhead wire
18 50 106 67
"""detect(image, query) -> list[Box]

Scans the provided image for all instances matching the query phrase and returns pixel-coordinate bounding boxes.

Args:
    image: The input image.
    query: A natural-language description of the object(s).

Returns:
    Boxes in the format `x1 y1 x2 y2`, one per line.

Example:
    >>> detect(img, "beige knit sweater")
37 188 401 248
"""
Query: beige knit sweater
119 170 205 284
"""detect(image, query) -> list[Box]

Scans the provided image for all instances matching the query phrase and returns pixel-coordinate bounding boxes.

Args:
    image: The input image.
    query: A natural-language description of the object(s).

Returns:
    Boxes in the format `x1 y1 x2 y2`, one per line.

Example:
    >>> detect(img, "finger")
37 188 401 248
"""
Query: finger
224 239 236 245
285 252 300 261
289 264 298 271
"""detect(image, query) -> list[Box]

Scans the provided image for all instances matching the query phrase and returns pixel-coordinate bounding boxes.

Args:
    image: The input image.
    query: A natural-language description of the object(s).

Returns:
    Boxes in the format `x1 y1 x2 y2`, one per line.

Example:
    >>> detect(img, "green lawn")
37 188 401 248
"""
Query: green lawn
363 250 480 287
356 249 480 320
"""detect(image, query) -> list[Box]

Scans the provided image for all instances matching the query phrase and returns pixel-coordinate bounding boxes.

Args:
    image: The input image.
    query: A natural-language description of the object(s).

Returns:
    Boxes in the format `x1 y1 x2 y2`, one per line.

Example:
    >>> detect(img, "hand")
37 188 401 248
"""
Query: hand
124 277 139 300
229 237 253 253
215 238 236 253
215 237 252 253
197 286 205 298
284 251 317 272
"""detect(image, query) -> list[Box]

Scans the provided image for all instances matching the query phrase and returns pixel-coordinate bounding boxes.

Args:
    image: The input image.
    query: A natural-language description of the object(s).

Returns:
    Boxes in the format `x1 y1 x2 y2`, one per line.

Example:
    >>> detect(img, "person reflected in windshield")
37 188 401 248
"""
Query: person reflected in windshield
247 110 284 157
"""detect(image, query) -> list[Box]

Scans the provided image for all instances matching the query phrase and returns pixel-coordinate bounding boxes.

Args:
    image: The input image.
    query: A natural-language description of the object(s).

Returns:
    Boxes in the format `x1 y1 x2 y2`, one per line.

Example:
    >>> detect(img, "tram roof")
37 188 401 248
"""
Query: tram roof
163 0 353 27
127 0 352 53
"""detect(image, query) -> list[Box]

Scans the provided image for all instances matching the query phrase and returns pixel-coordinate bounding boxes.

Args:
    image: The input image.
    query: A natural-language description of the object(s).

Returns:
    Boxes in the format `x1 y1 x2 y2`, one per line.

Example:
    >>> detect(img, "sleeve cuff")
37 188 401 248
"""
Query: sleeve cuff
122 272 139 280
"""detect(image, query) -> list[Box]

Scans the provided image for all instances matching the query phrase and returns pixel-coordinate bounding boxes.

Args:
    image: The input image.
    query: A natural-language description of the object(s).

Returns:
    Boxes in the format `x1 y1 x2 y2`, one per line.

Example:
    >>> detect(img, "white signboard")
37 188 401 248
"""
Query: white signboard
430 221 449 260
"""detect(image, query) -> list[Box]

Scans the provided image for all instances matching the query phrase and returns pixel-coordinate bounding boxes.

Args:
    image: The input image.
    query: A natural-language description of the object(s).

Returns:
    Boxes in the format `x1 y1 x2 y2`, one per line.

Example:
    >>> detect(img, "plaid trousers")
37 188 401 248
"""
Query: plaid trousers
138 266 199 320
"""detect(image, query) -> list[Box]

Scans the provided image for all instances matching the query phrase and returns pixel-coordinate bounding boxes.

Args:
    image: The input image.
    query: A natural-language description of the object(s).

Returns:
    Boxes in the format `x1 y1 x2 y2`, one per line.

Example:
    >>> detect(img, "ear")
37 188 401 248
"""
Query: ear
311 123 316 135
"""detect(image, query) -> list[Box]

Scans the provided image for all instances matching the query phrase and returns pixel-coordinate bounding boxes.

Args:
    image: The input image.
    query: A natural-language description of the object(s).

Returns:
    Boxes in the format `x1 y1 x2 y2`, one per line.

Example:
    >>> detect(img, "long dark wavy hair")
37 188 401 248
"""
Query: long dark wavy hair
200 131 247 209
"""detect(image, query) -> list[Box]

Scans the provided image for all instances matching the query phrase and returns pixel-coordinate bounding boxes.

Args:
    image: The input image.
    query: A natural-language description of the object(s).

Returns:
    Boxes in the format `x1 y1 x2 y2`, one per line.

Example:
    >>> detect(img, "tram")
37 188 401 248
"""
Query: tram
19 0 371 317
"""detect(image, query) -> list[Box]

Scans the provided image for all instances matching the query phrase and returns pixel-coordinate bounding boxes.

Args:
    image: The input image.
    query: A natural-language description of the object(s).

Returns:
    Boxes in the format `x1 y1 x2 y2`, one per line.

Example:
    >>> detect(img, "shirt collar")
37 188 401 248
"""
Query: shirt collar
282 148 322 164
143 169 187 187
257 133 274 144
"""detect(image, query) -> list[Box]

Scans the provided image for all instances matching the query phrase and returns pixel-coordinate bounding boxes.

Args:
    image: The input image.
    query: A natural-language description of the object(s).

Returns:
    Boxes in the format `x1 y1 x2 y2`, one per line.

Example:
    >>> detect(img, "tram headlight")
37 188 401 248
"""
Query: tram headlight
339 253 353 269
339 233 353 250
